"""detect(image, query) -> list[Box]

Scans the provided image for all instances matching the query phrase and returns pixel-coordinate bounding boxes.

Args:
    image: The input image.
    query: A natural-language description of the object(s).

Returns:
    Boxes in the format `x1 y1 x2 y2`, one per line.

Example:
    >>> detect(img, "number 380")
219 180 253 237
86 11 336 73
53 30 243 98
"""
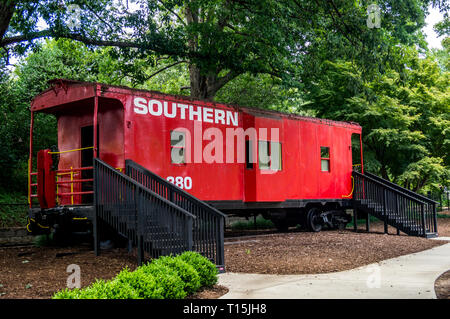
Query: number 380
166 176 192 190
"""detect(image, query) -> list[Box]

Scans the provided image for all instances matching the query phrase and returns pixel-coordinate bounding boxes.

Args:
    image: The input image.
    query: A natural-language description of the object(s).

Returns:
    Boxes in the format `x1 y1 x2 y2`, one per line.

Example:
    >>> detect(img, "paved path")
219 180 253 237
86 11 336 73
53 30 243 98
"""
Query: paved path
218 242 450 299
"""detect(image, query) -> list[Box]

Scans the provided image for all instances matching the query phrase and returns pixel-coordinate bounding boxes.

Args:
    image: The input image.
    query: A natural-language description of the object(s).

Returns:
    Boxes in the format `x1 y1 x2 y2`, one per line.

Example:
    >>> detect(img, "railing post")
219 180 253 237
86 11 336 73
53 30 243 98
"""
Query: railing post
383 188 388 234
93 161 100 256
136 187 144 265
186 216 193 251
217 216 225 267
366 212 370 232
421 204 426 237
432 203 437 234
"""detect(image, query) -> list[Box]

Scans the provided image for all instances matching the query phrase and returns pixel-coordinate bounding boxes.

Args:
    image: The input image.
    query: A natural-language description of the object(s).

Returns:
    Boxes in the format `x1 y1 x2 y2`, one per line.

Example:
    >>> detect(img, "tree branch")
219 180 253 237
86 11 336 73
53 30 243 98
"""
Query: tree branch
0 29 189 59
157 0 187 26
144 60 188 80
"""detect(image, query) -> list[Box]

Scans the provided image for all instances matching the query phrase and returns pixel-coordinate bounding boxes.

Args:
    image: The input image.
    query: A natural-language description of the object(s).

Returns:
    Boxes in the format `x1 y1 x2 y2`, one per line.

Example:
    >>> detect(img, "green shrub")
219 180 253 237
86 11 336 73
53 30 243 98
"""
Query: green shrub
53 279 140 299
178 251 218 287
115 267 164 299
139 262 187 299
52 287 82 299
230 216 275 230
80 279 140 299
52 252 219 299
151 256 201 295
33 233 56 247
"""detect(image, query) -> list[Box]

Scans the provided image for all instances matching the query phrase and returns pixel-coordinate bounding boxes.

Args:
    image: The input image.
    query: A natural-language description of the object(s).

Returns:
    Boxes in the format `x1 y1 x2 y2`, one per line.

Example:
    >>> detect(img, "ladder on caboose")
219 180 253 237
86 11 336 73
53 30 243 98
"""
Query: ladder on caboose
93 158 226 269
352 171 438 238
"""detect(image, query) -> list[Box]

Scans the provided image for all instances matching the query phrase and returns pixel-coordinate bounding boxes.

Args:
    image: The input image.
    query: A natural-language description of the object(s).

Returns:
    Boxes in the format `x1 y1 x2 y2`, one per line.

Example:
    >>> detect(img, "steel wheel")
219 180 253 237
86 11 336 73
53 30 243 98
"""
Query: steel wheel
306 207 323 232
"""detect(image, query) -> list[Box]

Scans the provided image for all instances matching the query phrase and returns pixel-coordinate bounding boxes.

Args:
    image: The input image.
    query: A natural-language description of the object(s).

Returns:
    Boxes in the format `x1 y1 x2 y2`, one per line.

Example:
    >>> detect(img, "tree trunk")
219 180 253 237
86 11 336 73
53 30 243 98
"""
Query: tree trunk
380 164 389 181
0 1 16 42
188 63 238 100
185 3 238 100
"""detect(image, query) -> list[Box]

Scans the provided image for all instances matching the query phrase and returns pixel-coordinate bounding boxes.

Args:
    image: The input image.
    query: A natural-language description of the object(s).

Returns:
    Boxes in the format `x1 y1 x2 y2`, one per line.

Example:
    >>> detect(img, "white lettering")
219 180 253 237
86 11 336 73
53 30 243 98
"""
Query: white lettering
148 99 162 116
215 109 225 124
163 101 177 118
133 97 148 114
133 97 239 126
203 107 214 123
178 103 188 119
226 110 238 126
189 105 202 122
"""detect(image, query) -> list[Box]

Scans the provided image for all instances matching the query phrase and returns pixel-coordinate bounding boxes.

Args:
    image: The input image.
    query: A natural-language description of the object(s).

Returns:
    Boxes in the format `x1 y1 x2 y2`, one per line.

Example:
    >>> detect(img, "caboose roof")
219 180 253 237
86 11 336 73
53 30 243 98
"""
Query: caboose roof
31 79 361 130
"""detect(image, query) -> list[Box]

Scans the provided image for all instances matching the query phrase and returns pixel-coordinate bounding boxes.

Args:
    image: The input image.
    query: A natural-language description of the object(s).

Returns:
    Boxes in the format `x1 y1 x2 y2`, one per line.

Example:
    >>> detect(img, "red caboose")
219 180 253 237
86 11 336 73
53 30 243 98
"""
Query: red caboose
28 79 363 236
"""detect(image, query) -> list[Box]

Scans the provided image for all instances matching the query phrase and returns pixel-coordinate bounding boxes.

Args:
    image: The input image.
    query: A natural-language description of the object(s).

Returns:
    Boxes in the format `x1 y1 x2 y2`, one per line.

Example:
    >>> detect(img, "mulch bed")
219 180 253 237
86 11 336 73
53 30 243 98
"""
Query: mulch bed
187 285 229 299
361 218 450 237
435 270 450 299
0 245 137 299
224 228 447 275
1 220 449 299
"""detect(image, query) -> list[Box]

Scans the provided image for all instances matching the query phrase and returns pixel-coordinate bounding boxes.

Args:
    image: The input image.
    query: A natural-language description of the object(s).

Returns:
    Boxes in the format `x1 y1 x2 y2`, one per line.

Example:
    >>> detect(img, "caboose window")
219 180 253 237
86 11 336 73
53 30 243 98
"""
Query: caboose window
320 146 330 172
170 130 185 164
258 140 282 171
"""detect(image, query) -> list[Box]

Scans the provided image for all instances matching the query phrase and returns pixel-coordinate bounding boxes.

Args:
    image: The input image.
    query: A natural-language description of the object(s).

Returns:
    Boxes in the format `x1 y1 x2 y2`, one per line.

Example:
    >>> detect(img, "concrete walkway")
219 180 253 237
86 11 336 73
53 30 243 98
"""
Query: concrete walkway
218 242 450 299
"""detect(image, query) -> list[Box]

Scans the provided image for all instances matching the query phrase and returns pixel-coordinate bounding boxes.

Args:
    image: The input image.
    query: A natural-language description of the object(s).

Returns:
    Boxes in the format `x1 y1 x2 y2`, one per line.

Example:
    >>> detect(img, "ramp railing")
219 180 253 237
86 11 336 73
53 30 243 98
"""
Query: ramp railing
94 158 196 264
125 160 226 268
352 171 438 237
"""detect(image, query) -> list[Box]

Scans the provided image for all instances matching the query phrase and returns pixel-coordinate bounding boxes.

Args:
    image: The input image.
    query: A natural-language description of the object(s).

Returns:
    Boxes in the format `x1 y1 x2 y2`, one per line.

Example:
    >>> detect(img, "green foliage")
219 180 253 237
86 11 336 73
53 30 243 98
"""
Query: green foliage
33 233 55 248
53 279 141 299
304 46 450 193
138 261 187 299
52 252 219 299
2 0 442 99
0 2 448 203
230 217 275 231
0 193 28 227
178 251 218 287
52 287 82 299
114 267 164 299
151 255 201 295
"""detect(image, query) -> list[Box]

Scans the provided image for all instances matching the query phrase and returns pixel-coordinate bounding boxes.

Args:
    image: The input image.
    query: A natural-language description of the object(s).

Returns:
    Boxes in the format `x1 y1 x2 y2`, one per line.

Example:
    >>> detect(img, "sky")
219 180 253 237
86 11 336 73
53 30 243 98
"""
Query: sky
423 5 445 49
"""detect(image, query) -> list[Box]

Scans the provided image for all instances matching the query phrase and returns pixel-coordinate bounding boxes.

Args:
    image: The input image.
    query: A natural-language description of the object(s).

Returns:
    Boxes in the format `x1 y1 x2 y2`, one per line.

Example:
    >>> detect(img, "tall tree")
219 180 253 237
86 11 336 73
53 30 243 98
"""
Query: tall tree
1 0 446 99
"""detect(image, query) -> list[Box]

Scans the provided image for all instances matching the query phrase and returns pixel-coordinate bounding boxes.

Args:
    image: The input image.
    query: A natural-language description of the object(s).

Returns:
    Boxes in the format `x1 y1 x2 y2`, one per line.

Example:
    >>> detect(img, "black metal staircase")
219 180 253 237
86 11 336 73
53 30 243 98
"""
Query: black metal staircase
352 171 438 238
93 159 225 268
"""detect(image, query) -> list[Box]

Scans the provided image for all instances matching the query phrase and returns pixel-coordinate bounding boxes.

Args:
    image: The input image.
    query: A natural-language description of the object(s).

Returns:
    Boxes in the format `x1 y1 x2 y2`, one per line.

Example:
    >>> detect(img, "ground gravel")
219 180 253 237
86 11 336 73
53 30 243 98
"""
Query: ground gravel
224 227 446 275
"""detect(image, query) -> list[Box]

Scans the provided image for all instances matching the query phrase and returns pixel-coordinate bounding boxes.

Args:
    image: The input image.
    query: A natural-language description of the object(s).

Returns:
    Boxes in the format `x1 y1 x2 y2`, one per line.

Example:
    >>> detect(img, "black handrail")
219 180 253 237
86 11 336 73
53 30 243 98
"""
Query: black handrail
364 172 439 205
125 160 226 218
352 171 437 236
354 172 427 204
125 159 225 267
94 158 196 265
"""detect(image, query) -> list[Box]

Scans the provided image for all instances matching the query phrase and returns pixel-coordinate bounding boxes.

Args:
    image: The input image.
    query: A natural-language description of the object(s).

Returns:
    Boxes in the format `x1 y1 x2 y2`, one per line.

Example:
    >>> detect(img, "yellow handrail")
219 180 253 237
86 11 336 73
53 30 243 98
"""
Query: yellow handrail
28 158 31 205
48 146 94 154
342 176 354 198
70 166 74 205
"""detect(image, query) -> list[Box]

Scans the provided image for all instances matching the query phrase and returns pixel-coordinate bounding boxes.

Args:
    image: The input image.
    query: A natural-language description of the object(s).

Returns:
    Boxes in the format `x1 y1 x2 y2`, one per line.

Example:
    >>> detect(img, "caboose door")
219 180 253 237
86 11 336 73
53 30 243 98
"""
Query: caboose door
80 125 96 203
97 98 125 172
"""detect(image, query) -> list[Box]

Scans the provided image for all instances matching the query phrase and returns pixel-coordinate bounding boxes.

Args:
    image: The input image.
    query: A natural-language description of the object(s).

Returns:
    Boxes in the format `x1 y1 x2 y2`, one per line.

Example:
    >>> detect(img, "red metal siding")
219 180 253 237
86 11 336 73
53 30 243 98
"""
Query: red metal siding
30 81 363 207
